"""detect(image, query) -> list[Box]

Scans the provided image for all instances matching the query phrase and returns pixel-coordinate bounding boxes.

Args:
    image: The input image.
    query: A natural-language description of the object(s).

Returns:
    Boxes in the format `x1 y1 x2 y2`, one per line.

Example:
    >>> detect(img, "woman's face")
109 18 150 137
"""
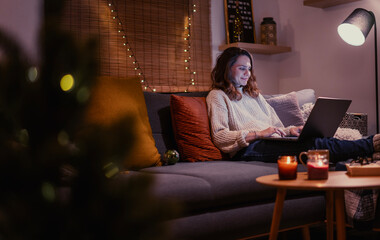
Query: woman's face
230 55 251 87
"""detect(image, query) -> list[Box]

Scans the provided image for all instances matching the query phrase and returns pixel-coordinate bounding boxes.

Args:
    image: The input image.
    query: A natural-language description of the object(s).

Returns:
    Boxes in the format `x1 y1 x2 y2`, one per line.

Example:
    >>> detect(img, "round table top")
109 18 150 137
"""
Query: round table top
256 171 380 190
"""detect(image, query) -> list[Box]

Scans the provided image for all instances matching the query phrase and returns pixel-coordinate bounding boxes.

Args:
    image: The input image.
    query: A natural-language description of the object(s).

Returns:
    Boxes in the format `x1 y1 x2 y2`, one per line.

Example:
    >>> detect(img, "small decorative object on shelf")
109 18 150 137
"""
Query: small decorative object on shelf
277 156 298 180
224 0 256 44
260 17 277 45
232 1 244 42
163 149 180 165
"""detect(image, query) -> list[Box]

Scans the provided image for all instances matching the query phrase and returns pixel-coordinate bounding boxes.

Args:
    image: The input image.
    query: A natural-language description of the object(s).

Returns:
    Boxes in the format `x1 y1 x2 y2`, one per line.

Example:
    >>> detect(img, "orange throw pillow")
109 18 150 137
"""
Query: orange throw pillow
84 76 161 170
170 95 228 162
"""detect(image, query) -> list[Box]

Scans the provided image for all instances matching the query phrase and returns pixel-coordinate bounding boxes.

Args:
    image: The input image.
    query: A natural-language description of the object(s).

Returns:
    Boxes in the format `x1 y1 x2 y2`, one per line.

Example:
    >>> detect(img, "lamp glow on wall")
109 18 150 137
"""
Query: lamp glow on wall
337 8 378 133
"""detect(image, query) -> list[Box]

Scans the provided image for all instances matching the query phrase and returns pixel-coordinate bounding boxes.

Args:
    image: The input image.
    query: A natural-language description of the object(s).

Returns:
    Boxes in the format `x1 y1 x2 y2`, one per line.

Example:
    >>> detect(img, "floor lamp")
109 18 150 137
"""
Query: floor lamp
337 8 378 133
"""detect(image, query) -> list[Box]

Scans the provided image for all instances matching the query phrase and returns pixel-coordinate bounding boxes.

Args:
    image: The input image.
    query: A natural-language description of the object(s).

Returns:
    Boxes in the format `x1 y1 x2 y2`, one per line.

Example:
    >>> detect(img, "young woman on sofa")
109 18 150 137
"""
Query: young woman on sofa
206 47 380 163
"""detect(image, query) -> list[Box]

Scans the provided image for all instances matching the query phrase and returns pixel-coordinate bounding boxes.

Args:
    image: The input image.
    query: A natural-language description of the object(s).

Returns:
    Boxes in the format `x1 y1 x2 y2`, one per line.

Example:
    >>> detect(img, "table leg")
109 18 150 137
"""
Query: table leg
335 189 346 240
325 190 334 240
269 188 286 240
301 226 311 240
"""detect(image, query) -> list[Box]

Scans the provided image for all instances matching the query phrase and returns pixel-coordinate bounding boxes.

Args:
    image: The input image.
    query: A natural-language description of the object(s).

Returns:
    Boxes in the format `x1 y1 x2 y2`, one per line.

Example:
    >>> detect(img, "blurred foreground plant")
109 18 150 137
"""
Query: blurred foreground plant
0 0 178 239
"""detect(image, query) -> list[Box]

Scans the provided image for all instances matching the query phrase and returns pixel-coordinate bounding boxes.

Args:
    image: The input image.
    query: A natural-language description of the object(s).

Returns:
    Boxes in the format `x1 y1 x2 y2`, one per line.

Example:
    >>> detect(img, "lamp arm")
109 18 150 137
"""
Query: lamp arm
376 16 378 133
368 11 379 133
373 13 378 133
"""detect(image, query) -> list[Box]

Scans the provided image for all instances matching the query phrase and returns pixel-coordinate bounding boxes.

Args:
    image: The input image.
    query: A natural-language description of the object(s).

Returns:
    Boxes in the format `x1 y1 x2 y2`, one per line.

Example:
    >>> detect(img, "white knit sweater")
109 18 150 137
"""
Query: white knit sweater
206 88 293 156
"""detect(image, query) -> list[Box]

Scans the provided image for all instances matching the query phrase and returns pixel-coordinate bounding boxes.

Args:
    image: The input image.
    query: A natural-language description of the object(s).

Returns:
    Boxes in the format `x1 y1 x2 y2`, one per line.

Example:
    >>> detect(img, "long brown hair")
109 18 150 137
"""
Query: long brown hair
211 47 259 100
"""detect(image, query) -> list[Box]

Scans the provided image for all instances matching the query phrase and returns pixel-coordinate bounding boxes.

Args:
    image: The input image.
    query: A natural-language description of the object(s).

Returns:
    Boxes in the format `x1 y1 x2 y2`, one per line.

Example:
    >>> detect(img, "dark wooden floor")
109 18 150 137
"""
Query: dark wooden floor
252 223 380 240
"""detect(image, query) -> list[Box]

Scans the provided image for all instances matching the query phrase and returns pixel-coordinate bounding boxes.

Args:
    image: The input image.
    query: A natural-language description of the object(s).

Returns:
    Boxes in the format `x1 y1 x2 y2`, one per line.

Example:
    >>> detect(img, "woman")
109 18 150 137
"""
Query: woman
206 47 380 163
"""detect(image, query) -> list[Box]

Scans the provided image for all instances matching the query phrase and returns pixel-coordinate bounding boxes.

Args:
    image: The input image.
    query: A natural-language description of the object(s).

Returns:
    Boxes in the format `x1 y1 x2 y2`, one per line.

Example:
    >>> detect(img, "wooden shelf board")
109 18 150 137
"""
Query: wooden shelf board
303 0 362 8
219 42 291 55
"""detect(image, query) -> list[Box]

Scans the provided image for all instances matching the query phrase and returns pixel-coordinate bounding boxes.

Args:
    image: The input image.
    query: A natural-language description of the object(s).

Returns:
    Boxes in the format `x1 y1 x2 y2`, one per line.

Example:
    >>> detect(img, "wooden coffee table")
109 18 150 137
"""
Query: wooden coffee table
256 171 380 240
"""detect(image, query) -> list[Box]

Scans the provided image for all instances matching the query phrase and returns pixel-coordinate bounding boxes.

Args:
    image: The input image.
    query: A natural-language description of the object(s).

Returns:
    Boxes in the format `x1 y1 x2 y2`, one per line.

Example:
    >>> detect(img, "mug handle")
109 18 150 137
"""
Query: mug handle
298 152 307 168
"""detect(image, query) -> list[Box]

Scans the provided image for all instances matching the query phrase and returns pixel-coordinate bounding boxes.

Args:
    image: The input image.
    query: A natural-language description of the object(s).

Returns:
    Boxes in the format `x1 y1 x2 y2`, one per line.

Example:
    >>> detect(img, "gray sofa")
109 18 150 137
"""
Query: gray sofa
120 89 329 240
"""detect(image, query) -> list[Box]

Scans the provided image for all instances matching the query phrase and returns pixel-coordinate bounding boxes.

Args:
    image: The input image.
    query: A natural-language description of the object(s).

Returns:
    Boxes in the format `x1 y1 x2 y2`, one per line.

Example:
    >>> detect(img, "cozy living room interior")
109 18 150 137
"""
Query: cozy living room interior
1 0 380 239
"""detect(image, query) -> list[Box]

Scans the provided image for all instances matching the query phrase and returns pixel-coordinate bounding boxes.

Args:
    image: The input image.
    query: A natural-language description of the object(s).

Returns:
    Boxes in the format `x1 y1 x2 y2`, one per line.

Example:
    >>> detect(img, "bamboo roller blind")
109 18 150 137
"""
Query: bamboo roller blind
61 0 211 92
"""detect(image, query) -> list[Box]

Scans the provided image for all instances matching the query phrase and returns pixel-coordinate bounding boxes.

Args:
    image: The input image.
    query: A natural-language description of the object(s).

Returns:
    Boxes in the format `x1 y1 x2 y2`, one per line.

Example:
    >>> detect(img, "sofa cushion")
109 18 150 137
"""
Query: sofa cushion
84 76 161 170
266 91 305 127
294 88 316 106
170 95 227 162
138 161 314 212
143 91 209 157
124 171 214 211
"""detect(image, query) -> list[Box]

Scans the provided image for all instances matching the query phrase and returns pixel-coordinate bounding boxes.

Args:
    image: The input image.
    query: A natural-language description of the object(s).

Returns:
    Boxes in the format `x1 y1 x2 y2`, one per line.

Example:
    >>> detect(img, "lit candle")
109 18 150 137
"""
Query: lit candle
277 156 298 180
307 155 328 180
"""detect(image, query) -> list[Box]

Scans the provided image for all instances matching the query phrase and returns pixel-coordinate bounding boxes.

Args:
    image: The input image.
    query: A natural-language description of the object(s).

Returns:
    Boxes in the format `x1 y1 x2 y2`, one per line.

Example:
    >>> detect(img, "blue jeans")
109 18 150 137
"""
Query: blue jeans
233 136 374 163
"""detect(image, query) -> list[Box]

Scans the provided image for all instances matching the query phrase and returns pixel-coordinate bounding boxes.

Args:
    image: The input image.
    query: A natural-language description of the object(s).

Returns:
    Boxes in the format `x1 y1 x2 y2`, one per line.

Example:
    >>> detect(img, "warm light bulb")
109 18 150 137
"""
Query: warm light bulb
77 87 90 103
60 74 75 92
338 23 365 46
27 67 38 82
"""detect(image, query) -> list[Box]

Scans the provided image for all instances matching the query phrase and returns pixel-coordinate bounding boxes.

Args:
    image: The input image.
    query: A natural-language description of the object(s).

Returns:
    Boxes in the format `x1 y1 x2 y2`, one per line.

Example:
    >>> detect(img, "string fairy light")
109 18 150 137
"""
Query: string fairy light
184 2 197 92
107 1 155 92
108 1 198 92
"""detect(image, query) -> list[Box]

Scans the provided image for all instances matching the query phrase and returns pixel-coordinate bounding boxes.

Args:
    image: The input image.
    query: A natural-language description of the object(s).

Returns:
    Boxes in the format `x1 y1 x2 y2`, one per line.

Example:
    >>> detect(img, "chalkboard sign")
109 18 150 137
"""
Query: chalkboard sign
224 0 256 44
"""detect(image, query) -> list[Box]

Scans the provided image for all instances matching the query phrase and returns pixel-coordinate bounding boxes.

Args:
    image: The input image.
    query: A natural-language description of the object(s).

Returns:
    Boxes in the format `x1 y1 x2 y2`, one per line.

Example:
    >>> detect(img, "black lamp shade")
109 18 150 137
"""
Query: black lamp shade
338 8 375 46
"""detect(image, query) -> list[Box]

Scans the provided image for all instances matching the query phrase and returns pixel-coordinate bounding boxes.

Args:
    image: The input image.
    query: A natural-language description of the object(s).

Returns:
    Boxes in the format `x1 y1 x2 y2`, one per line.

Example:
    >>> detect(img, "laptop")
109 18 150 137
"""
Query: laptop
261 97 352 141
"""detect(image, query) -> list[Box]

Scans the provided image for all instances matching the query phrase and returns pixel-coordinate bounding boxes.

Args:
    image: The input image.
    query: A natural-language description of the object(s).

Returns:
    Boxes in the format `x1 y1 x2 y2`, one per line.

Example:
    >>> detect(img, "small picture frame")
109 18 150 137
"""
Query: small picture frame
224 0 256 44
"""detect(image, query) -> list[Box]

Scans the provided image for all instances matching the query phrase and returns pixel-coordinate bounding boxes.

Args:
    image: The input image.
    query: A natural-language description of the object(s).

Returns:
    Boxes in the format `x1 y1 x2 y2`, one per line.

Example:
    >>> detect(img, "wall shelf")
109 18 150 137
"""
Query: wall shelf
303 0 362 8
219 42 291 55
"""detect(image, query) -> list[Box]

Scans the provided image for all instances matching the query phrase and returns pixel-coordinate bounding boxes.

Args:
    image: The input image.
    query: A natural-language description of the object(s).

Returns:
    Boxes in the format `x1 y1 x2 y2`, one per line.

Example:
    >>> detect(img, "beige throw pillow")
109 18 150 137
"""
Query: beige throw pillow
266 91 305 127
